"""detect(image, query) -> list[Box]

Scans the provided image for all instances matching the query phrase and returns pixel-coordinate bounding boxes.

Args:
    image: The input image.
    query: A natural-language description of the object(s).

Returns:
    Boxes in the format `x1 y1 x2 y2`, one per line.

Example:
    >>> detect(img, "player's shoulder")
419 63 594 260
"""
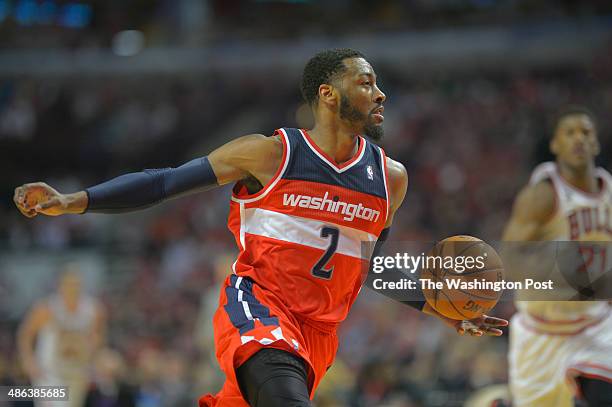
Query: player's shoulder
523 161 556 209
223 133 284 163
26 299 53 322
596 166 612 186
513 175 556 221
384 156 408 210
521 179 555 203
238 133 283 150
529 161 557 186
385 156 408 185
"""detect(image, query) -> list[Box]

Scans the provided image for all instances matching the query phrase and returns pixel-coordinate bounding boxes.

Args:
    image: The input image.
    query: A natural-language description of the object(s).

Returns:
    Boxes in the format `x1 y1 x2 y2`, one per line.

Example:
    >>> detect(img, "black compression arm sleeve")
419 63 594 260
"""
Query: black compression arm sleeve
85 156 218 213
364 227 426 311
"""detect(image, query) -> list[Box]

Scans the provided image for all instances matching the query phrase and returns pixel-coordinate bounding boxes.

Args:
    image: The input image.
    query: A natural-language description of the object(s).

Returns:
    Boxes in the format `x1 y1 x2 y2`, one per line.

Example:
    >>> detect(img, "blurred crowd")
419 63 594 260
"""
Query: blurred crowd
2 0 611 49
2 23 612 407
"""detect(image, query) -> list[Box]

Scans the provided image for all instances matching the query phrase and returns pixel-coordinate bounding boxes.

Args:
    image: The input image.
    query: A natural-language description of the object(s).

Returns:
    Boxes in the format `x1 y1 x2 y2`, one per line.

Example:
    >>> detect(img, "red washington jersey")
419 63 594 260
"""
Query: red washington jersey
227 127 389 323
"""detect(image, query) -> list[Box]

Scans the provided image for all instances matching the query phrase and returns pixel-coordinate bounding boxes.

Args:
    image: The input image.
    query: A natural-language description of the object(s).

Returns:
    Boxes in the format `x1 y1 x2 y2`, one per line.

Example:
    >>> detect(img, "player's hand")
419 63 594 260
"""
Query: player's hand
423 303 508 336
453 315 509 337
14 182 79 217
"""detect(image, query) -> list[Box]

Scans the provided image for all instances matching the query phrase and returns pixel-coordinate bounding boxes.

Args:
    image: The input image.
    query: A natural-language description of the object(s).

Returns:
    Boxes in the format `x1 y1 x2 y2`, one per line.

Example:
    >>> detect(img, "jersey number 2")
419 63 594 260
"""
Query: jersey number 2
311 226 339 280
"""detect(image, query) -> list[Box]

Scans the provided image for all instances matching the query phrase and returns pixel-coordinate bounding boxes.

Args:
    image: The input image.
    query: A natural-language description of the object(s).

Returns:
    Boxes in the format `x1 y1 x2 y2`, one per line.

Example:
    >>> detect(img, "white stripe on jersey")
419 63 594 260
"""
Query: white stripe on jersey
243 207 377 259
235 276 254 321
239 201 246 250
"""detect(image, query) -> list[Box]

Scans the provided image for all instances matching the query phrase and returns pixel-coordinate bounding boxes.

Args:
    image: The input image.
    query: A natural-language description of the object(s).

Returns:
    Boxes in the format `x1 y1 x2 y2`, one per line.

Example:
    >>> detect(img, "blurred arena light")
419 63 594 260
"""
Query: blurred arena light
58 2 91 28
112 30 146 57
6 0 91 27
0 0 9 23
439 162 466 193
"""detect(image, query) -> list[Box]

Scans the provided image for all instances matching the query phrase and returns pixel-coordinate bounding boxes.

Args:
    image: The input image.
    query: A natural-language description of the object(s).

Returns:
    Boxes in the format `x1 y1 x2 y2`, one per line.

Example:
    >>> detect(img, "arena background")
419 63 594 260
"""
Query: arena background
1 1 611 406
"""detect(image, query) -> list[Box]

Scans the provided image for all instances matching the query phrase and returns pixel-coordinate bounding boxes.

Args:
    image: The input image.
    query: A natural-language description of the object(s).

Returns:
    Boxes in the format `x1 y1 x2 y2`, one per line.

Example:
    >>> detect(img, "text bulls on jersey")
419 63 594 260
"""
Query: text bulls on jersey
568 206 612 240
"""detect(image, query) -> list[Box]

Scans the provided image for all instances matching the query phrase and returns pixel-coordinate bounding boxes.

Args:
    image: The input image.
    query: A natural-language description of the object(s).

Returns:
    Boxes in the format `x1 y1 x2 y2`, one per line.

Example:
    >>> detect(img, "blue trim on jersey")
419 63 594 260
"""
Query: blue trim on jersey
224 275 280 335
280 128 387 200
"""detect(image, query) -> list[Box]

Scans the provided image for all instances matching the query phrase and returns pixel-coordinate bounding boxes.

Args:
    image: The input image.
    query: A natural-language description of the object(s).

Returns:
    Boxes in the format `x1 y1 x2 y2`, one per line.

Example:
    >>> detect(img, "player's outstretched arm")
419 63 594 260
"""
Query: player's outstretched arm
13 134 282 217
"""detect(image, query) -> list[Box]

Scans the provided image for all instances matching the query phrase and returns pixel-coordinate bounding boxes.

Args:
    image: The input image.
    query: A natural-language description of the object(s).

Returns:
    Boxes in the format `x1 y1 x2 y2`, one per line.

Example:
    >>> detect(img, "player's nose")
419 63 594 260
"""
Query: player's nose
374 85 386 104
572 133 588 146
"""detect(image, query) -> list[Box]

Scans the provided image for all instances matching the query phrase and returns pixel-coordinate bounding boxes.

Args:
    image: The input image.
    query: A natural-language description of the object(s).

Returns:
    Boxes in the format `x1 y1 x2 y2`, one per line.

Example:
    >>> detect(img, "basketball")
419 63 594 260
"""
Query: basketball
421 235 504 320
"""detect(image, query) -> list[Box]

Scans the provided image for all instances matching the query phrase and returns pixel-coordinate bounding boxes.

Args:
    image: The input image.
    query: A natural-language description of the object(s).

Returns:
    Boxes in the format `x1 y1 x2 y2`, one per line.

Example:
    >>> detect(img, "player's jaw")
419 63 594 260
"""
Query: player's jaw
339 94 385 141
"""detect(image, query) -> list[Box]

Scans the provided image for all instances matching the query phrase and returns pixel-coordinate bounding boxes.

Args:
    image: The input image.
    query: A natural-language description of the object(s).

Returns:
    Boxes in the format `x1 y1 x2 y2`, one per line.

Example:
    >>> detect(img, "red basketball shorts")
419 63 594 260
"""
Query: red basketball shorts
199 274 339 407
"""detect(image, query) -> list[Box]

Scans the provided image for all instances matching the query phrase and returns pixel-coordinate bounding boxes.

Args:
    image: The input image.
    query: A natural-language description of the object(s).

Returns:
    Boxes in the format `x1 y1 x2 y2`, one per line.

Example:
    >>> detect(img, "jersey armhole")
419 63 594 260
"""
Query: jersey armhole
378 146 390 222
231 129 291 203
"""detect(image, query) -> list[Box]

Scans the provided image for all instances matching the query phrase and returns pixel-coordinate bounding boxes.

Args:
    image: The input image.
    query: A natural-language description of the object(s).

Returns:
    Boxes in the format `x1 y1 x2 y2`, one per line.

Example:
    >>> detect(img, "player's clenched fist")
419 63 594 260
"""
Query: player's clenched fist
13 182 87 217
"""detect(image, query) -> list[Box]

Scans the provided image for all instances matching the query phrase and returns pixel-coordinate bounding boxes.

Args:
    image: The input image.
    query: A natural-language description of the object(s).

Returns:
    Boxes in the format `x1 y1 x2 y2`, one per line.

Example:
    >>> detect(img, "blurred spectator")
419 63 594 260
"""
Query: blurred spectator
17 265 106 407
84 348 137 407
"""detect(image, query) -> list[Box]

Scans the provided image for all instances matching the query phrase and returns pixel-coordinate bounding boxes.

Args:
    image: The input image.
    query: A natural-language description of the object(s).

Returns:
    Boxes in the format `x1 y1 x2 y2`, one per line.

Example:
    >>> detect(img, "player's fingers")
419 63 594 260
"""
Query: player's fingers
17 188 29 207
468 328 483 336
23 182 48 189
14 186 24 205
36 198 60 211
462 320 477 329
482 316 509 326
458 320 477 335
15 201 29 214
24 204 38 217
18 206 37 218
483 327 504 336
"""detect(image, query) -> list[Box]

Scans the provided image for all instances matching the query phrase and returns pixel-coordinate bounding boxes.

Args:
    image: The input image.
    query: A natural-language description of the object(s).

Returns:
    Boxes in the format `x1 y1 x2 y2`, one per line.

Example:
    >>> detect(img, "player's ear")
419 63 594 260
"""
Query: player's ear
318 84 337 108
549 136 559 155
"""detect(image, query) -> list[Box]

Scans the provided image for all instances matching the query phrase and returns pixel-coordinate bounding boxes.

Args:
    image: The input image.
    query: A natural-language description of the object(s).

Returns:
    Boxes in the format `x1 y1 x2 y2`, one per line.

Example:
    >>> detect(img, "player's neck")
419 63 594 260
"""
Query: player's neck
557 161 599 193
307 123 360 165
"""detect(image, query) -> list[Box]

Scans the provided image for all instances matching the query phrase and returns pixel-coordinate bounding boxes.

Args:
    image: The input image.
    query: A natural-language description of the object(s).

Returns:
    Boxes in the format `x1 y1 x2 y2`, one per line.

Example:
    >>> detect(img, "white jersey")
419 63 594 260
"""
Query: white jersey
516 161 612 334
510 162 612 406
36 295 98 377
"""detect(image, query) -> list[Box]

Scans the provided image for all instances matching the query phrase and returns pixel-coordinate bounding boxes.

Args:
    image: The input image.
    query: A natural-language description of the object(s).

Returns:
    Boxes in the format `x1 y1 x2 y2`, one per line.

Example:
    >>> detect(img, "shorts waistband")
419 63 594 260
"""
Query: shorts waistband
520 312 607 335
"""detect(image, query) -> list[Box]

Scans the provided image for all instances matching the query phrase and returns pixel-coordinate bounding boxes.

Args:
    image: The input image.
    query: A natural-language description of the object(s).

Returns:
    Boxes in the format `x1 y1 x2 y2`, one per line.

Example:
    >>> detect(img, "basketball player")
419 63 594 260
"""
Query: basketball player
17 265 106 407
503 106 612 406
14 49 507 407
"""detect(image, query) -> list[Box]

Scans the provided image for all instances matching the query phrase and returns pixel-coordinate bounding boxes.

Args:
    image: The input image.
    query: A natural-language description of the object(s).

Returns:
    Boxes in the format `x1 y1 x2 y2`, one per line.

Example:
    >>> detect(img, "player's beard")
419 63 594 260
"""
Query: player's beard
339 94 384 141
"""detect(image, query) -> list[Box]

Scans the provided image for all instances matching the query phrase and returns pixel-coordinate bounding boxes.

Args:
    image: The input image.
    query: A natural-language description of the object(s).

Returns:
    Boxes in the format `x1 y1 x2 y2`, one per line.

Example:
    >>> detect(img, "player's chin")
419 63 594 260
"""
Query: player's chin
364 121 384 141
567 155 591 169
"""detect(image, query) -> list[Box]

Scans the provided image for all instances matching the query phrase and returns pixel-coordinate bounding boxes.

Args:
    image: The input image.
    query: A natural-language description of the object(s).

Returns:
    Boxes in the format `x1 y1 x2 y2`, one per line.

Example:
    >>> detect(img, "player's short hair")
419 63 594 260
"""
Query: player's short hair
550 105 597 136
301 48 365 105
